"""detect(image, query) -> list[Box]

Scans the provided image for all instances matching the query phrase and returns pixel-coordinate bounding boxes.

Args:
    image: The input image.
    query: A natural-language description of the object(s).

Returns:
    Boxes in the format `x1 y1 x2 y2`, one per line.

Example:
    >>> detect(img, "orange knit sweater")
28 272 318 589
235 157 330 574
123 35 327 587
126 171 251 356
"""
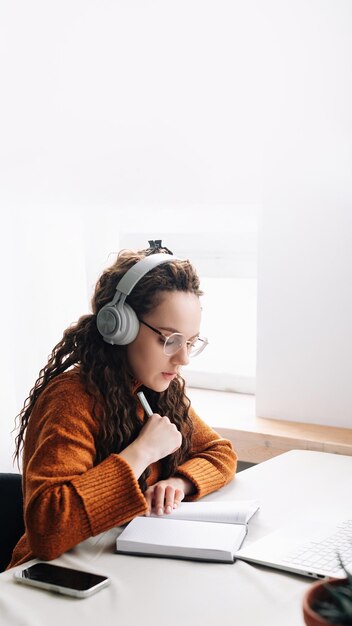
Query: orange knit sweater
9 370 237 568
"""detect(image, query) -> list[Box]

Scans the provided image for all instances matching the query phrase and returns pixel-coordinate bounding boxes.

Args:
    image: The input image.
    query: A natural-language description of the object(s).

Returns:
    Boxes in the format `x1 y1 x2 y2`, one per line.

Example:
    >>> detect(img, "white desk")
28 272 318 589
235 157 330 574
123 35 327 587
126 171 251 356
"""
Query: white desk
1 450 351 626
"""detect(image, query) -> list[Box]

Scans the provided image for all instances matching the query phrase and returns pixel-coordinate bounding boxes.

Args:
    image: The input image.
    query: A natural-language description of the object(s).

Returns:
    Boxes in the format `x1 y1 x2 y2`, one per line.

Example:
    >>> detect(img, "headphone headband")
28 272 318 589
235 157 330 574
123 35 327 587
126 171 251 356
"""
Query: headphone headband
115 253 177 297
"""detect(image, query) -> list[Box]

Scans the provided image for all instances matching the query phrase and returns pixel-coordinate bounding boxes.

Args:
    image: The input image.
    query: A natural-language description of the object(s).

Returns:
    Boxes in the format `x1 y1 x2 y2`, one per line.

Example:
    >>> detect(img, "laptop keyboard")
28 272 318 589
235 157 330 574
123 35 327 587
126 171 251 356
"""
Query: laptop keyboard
282 519 352 574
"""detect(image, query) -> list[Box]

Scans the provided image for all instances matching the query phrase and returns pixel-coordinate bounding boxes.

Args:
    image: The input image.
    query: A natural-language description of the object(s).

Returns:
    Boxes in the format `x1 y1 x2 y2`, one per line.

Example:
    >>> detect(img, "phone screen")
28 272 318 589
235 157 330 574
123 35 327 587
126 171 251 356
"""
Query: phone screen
17 563 109 593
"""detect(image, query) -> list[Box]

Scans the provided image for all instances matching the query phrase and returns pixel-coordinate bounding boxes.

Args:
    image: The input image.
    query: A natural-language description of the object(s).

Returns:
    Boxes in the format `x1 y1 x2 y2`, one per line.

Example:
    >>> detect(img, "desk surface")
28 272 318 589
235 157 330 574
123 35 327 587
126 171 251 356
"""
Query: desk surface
1 450 352 626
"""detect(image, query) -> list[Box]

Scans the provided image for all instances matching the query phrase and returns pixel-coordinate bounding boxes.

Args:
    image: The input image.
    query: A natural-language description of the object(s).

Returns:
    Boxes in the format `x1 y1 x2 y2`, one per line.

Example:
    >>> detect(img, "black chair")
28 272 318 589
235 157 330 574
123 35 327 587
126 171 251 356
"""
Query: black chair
0 473 24 572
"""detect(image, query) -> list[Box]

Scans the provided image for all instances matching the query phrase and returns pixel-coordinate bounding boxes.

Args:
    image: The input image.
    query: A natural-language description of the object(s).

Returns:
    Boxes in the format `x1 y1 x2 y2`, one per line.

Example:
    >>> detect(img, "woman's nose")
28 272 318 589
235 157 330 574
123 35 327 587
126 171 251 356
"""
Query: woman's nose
172 344 190 366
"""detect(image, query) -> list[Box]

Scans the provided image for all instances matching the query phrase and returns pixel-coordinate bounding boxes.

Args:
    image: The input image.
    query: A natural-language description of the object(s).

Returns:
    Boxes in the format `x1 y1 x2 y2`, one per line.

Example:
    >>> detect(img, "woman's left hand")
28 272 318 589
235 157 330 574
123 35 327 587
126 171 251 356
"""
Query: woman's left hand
144 476 194 516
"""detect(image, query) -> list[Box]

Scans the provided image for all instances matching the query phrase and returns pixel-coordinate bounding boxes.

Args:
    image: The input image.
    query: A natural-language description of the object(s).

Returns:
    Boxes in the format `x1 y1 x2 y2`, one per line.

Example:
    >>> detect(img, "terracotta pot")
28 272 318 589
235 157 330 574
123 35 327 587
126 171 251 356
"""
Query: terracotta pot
303 577 349 626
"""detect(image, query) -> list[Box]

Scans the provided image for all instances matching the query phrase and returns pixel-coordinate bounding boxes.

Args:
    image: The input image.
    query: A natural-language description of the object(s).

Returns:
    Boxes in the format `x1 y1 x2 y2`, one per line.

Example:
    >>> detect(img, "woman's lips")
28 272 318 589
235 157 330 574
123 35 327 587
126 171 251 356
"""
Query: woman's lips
162 372 177 380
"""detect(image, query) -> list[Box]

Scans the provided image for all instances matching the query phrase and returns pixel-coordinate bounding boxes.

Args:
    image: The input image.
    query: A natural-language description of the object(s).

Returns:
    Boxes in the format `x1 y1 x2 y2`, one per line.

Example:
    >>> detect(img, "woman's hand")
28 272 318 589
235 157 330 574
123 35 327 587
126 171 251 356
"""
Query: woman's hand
144 476 195 516
118 413 182 479
136 412 182 465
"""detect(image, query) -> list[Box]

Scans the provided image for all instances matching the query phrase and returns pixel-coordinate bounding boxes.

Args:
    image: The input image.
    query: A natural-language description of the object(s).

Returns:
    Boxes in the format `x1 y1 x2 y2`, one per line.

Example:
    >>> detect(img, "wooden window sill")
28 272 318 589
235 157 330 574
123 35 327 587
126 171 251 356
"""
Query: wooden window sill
187 387 352 464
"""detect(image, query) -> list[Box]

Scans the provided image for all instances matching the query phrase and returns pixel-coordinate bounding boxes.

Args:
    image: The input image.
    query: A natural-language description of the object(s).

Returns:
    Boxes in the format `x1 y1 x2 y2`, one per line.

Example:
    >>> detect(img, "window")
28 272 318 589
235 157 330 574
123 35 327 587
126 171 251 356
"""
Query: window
188 276 257 394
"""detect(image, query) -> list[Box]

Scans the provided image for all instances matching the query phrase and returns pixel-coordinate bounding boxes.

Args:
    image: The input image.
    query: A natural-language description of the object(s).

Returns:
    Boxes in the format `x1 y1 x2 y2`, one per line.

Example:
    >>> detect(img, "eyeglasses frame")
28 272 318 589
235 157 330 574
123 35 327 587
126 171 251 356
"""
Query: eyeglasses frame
138 319 208 357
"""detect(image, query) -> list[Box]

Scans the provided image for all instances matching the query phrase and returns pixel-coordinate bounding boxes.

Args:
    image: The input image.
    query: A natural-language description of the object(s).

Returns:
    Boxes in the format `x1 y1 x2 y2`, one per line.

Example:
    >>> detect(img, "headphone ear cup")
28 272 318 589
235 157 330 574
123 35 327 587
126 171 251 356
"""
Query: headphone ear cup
96 305 119 339
97 252 176 345
97 302 139 345
115 302 139 345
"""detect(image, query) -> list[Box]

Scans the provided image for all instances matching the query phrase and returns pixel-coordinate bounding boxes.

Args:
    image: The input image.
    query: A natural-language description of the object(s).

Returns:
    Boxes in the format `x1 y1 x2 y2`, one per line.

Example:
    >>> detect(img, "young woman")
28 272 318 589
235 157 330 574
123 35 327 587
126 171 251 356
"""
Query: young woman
9 242 237 568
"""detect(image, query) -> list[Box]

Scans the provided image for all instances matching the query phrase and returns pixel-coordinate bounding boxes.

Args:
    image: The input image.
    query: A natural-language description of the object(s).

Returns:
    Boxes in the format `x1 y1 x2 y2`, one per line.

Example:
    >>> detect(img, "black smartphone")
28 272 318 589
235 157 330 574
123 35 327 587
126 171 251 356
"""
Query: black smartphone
14 562 110 598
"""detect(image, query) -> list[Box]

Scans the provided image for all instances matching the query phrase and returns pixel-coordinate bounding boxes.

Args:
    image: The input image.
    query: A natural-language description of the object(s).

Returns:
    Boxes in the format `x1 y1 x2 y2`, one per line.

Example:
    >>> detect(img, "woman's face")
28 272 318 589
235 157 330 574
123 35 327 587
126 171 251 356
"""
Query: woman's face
127 291 202 392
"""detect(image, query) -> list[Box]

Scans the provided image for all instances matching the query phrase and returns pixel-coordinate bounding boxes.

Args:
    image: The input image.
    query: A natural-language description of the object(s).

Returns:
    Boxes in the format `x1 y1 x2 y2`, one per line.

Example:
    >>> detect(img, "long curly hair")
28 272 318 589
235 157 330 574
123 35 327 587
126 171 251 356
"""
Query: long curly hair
14 246 203 492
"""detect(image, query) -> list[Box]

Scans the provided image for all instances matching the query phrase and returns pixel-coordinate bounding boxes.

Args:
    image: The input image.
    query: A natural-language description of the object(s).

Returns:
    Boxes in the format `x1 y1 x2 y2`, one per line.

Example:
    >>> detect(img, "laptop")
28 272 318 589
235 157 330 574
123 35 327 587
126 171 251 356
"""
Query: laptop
235 517 352 579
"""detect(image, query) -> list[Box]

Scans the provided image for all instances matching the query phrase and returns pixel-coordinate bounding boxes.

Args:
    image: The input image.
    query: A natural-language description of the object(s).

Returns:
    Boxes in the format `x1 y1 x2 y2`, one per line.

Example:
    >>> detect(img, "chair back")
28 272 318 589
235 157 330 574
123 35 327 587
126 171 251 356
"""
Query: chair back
0 473 24 571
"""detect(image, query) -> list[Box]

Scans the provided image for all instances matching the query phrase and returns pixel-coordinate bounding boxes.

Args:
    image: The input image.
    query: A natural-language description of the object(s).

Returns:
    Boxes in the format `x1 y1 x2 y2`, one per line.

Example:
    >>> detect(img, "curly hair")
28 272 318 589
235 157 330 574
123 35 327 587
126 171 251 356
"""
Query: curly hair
14 246 203 492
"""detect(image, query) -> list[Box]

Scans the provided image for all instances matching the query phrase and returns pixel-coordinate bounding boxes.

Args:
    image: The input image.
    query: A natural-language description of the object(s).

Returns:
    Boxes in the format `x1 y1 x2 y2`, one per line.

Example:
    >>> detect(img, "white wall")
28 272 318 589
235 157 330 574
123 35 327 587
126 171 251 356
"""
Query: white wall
256 209 352 428
0 1 263 210
256 1 352 428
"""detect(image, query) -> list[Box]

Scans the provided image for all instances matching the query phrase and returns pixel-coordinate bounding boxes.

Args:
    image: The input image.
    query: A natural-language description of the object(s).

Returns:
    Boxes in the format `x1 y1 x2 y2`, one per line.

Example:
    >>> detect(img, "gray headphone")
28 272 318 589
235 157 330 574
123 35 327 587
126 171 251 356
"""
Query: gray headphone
96 252 176 345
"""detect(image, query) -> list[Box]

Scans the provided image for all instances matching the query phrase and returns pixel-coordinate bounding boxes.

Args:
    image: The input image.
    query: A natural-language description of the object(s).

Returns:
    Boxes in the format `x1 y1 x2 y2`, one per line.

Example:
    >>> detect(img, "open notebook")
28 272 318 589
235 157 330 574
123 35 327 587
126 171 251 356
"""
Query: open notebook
116 500 260 563
235 517 352 579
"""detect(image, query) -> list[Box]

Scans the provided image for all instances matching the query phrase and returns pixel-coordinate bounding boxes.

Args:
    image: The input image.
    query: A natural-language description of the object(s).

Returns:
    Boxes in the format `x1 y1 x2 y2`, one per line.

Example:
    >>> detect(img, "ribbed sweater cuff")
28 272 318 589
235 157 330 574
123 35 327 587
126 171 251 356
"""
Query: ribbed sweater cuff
71 454 147 535
176 457 226 501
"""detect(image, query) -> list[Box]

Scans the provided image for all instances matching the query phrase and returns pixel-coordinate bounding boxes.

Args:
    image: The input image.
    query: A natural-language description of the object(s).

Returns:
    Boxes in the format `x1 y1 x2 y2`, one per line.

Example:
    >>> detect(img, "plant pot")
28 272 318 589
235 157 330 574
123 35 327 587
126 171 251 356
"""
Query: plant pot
303 577 349 626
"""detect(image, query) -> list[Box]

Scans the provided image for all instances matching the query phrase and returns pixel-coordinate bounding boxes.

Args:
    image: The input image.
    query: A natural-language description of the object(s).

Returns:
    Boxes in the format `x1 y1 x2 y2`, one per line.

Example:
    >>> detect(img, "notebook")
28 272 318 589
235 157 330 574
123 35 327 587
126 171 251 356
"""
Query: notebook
116 500 260 563
235 517 352 579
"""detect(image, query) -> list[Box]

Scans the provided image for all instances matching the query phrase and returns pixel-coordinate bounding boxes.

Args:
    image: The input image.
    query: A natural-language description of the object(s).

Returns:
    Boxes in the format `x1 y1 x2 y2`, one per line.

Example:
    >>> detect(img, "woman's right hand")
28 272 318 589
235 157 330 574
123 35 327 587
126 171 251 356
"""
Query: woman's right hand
118 413 182 479
136 412 182 465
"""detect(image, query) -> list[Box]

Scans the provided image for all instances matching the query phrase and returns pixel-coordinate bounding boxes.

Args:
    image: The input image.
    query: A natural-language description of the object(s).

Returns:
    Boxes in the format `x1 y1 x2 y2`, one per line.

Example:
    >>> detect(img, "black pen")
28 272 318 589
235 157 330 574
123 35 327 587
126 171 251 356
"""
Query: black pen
137 391 153 417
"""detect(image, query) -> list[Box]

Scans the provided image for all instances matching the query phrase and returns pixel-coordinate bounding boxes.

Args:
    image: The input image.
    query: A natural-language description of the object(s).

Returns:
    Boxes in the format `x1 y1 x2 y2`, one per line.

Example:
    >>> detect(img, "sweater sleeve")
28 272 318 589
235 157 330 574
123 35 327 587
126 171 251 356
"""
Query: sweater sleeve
21 375 147 561
175 406 237 500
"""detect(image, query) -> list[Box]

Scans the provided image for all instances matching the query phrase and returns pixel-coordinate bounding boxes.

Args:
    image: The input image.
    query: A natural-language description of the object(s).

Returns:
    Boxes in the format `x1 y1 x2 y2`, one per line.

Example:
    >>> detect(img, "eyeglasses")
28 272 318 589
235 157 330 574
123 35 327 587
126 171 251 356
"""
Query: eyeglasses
139 319 208 358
